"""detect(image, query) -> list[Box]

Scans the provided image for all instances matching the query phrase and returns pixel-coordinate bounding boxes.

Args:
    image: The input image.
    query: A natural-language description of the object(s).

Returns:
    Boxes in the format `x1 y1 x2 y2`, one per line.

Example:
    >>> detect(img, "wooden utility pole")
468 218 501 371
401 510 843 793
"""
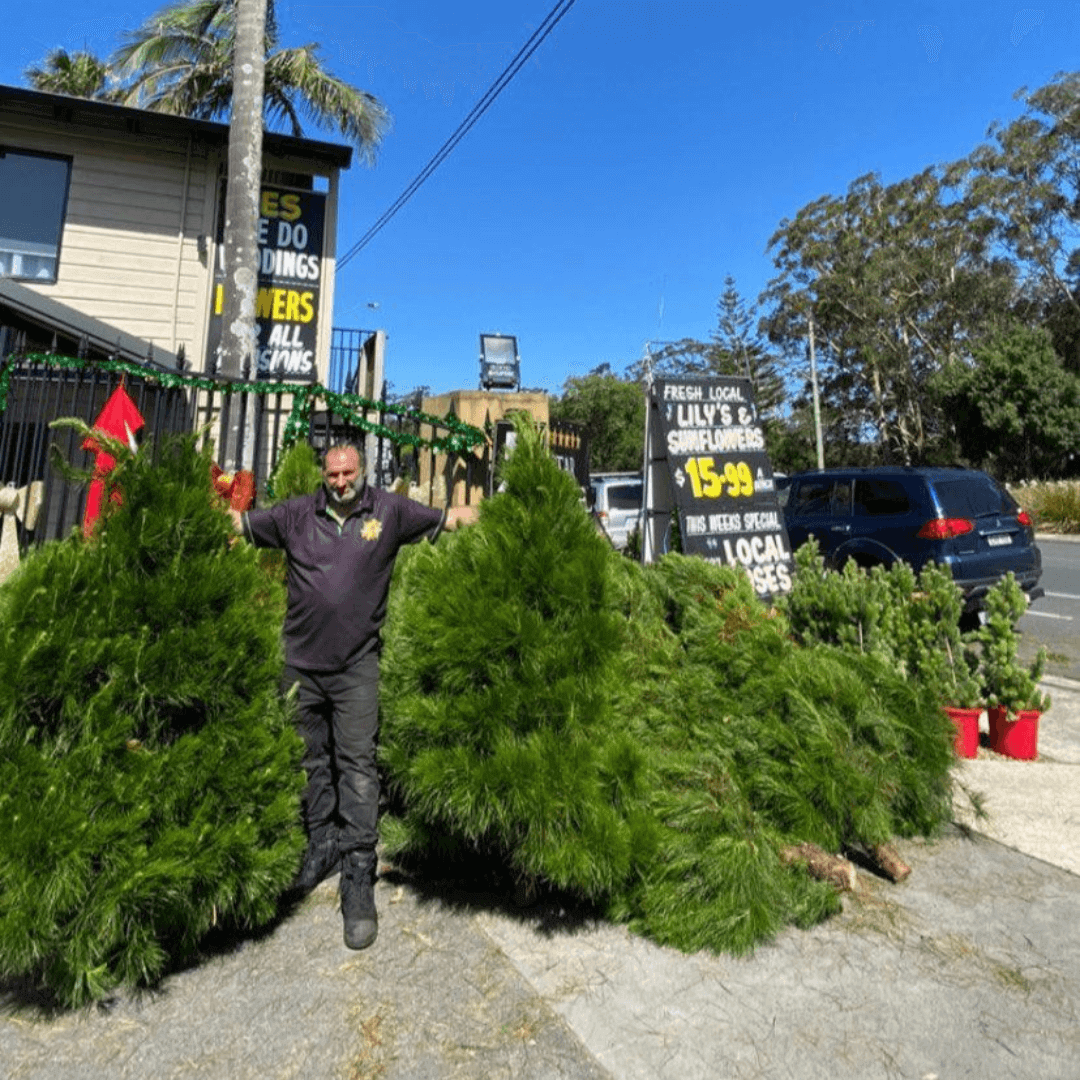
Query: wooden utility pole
808 315 824 470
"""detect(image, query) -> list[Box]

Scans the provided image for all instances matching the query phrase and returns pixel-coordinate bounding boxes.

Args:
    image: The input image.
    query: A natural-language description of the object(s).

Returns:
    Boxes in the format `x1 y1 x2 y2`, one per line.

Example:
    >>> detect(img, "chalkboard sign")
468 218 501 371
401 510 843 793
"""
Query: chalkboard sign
646 375 793 599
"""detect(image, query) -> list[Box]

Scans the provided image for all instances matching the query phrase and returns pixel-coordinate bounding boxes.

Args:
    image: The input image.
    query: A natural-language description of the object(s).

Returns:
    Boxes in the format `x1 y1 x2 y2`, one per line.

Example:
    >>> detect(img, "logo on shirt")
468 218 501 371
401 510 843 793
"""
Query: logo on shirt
360 517 383 541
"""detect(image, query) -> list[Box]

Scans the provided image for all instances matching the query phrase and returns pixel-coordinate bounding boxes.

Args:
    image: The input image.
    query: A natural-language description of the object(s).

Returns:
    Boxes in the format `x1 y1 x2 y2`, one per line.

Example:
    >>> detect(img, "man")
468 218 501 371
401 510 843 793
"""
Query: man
232 442 477 949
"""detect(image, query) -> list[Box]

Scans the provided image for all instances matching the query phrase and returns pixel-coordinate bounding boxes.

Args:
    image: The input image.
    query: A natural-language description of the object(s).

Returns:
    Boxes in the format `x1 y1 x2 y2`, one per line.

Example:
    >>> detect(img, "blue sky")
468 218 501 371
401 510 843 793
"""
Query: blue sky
2 1 1079 397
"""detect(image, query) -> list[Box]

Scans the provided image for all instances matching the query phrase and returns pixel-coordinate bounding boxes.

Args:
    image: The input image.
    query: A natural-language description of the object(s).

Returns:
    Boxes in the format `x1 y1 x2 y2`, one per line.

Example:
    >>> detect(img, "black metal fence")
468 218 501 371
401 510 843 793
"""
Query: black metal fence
0 352 484 552
328 327 380 396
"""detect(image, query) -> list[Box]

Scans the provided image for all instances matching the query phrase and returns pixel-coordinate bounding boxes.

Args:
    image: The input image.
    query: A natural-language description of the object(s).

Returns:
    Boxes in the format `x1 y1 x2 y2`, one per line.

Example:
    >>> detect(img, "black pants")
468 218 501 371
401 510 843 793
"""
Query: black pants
282 651 380 854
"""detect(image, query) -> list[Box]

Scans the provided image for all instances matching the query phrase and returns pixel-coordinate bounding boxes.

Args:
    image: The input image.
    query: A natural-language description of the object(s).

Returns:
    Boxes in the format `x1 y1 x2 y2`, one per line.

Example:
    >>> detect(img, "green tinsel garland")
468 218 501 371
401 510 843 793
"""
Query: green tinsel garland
0 353 487 456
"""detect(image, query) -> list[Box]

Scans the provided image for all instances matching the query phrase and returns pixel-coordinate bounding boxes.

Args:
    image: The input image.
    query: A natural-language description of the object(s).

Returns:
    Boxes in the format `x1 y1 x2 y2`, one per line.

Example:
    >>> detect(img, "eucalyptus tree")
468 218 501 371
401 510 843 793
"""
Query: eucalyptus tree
936 323 1080 480
962 72 1080 367
763 168 1015 465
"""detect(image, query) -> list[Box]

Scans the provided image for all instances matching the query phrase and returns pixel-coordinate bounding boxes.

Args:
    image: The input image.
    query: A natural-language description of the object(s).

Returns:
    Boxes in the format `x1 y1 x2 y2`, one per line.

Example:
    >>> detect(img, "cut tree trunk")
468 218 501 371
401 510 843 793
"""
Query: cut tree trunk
780 843 857 892
871 843 911 883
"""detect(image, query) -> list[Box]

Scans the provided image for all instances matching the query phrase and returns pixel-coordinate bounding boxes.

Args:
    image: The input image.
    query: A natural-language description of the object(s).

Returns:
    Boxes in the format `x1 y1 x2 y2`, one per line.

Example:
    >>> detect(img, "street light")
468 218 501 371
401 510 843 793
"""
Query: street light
479 333 520 392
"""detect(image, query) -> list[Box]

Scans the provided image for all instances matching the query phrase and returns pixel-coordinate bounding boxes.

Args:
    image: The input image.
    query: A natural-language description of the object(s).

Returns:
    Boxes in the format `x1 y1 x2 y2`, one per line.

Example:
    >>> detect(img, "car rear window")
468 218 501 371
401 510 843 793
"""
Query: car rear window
607 482 642 510
933 475 1015 517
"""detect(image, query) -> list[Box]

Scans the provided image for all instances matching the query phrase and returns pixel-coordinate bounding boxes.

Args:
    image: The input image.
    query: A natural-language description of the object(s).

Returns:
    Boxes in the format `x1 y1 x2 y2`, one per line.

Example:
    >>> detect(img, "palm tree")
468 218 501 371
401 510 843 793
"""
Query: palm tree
110 0 389 160
25 48 117 100
24 0 388 459
218 0 267 448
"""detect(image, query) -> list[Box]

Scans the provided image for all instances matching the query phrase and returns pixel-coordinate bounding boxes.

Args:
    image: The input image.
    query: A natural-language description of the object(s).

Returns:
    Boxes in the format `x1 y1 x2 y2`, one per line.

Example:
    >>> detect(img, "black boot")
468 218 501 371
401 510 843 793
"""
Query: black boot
293 824 341 895
340 850 378 950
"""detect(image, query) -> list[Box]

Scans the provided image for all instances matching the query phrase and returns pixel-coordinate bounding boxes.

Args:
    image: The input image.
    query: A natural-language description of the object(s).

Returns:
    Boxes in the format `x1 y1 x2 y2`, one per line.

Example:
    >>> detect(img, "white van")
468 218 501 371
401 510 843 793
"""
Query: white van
589 472 643 550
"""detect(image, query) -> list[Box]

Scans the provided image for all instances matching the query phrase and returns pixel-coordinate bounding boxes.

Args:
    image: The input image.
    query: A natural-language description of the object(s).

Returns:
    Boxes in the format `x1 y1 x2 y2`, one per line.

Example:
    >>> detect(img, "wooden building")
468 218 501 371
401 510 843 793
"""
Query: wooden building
0 83 352 382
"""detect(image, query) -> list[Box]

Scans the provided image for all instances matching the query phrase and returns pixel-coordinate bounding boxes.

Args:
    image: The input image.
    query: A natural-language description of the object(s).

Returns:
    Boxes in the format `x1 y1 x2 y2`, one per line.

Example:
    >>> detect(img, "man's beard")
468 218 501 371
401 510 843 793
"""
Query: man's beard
325 479 361 508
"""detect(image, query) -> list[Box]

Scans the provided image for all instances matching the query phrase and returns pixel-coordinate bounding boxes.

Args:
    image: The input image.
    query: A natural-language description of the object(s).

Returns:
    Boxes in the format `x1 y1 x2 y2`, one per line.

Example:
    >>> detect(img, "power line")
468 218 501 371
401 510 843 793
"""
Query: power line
337 0 578 271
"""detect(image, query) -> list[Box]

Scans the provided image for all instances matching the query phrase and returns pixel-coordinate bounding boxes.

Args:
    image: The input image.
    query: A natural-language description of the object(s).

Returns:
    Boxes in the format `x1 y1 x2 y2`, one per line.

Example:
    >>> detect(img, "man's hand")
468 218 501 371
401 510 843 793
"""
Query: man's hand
444 505 479 531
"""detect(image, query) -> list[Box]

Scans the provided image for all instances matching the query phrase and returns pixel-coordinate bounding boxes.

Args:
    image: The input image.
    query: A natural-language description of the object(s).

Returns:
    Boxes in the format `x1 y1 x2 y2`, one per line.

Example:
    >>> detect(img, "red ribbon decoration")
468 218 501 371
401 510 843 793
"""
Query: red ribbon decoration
210 464 256 511
82 385 145 536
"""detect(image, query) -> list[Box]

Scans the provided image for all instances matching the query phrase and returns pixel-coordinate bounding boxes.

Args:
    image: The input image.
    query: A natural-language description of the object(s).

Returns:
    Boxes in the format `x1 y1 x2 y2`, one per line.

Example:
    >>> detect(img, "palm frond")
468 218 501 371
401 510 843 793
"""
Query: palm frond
25 48 114 100
265 45 390 159
262 84 304 139
106 2 384 155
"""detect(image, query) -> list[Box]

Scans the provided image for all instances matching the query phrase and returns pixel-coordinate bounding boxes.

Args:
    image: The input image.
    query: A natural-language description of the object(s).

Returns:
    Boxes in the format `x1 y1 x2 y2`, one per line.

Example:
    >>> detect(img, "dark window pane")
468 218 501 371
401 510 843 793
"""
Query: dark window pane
608 483 642 509
831 479 853 515
854 478 911 516
792 479 833 514
0 150 71 282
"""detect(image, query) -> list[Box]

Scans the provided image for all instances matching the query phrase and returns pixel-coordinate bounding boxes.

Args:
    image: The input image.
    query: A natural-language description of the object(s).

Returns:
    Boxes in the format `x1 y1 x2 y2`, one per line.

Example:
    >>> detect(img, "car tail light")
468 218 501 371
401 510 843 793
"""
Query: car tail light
917 517 974 539
1016 509 1033 528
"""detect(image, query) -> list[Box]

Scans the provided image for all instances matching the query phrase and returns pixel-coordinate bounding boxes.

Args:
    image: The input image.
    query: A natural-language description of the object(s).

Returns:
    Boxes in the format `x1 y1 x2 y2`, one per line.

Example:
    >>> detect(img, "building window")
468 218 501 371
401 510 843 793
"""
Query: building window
0 149 72 283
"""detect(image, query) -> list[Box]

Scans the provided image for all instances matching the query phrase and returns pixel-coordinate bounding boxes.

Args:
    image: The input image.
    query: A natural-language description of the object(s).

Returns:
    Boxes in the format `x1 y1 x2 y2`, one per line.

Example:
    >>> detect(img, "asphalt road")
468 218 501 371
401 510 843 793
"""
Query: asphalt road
1019 534 1080 680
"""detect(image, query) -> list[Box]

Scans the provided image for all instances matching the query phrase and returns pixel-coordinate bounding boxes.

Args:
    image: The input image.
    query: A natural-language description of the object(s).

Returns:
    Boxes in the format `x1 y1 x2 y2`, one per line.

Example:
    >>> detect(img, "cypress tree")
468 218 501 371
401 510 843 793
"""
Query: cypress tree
0 432 304 1008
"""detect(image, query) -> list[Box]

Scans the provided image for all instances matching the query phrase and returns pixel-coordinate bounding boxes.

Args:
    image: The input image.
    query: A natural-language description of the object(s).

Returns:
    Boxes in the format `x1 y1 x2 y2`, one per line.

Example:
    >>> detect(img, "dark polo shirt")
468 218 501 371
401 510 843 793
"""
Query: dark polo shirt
243 484 444 671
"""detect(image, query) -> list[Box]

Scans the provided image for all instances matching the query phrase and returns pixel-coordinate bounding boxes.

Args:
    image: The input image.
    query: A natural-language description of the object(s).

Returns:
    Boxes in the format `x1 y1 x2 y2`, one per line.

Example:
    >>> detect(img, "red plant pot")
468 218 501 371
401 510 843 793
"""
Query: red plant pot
987 706 1041 760
943 706 980 759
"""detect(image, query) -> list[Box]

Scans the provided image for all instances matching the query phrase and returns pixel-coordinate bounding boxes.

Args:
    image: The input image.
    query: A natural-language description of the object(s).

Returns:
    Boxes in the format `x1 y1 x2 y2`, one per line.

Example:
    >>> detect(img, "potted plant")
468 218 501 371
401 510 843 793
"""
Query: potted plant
891 562 983 758
940 641 983 759
977 574 1050 760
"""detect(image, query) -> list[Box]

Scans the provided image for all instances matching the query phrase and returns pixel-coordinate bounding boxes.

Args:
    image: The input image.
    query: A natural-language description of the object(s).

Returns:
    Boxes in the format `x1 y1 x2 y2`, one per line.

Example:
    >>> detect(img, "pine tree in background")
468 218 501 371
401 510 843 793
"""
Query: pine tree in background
264 439 323 503
0 432 304 1008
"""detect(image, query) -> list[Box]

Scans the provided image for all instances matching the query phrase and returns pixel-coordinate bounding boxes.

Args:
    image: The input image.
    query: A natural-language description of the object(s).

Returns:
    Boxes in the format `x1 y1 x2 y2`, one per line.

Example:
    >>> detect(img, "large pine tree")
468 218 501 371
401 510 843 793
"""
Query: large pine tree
380 418 955 955
0 432 305 1007
380 420 658 897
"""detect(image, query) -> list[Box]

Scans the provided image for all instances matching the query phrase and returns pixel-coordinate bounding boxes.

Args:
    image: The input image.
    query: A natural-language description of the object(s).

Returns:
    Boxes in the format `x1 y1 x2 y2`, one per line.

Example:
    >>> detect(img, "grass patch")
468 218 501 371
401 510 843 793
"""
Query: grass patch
1009 480 1080 533
346 1011 389 1080
992 963 1035 994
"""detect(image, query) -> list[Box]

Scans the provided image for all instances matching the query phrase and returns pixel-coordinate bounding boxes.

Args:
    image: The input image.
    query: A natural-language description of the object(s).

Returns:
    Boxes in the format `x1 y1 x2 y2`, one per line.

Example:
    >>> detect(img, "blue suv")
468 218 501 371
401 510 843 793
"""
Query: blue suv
782 466 1043 617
